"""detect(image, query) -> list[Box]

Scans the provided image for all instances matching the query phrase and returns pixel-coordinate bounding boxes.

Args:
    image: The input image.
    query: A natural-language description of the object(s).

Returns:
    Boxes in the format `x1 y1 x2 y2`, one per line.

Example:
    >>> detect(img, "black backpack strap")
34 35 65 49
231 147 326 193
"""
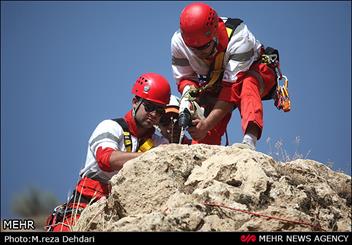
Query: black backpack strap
225 18 243 39
112 118 128 131
261 47 281 100
112 118 132 152
264 46 280 62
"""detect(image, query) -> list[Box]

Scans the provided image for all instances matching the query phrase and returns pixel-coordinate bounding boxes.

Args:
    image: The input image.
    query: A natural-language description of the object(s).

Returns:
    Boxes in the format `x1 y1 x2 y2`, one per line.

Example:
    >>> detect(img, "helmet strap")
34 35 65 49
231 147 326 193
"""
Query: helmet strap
133 98 143 118
209 37 218 57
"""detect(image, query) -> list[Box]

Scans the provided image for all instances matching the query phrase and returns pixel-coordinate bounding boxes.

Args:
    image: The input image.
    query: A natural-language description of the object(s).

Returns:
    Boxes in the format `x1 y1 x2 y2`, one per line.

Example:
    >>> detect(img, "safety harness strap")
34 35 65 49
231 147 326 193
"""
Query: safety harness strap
205 18 243 91
112 118 132 152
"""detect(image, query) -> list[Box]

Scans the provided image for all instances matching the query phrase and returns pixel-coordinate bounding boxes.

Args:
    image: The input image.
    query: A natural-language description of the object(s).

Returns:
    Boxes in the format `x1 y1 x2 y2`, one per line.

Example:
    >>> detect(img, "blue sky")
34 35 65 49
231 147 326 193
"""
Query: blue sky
1 1 351 218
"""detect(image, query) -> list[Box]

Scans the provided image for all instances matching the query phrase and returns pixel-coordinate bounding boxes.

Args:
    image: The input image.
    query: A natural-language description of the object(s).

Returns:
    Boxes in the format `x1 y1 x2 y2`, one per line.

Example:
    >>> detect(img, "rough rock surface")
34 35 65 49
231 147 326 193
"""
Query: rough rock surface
73 144 351 231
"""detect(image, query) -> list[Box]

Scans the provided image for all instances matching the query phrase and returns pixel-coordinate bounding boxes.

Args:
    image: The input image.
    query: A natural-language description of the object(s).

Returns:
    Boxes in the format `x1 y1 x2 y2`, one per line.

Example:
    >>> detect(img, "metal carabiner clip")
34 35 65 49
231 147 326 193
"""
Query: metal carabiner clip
278 75 290 112
277 75 288 86
268 54 278 63
274 75 289 110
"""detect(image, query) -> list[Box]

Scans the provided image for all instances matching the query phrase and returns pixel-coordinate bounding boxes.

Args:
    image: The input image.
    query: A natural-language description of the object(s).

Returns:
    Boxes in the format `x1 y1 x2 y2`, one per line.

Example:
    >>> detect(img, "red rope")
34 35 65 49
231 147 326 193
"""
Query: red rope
203 201 325 231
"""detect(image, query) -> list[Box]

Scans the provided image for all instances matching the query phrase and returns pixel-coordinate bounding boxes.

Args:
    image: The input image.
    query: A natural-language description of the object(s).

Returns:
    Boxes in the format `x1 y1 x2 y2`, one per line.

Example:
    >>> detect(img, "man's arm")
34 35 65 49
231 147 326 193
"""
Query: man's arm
109 150 142 171
188 100 234 140
90 120 144 173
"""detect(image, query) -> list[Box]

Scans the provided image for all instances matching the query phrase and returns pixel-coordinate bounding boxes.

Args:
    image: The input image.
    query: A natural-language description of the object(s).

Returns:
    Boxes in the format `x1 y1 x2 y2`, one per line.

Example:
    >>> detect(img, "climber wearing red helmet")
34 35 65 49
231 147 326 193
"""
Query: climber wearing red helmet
46 73 171 232
172 2 277 148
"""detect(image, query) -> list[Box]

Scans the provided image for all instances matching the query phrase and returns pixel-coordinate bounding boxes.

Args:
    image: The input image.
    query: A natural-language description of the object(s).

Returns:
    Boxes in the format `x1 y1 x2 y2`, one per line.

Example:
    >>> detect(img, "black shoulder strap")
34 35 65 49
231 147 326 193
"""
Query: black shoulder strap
225 18 243 39
111 118 132 152
261 47 281 101
112 118 128 132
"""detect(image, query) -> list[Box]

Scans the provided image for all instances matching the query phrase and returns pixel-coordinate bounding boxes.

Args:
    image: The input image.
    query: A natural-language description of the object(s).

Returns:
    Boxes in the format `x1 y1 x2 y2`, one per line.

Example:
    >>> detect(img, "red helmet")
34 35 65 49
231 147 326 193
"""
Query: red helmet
180 2 218 48
132 73 171 105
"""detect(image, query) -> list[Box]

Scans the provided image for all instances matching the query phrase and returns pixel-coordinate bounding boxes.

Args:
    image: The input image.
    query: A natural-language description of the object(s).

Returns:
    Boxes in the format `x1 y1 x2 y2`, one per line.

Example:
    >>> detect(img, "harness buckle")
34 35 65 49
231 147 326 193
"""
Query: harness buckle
261 54 278 65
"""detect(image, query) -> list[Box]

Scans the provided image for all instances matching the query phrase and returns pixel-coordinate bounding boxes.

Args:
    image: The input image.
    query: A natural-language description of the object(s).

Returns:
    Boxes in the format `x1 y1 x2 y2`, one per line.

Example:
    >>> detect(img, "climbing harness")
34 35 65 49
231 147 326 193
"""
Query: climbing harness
112 118 133 152
138 138 154 152
45 202 85 231
112 118 154 152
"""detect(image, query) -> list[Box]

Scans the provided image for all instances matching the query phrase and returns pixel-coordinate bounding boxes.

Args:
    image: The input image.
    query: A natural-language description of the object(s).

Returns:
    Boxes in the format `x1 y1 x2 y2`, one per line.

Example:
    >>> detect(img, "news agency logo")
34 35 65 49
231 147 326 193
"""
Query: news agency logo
240 234 257 243
2 219 35 231
238 233 350 244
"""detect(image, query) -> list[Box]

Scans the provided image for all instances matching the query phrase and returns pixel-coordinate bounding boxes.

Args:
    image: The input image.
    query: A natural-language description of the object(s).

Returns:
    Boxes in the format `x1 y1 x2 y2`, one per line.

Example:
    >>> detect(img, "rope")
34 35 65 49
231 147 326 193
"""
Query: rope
225 130 229 146
203 201 325 231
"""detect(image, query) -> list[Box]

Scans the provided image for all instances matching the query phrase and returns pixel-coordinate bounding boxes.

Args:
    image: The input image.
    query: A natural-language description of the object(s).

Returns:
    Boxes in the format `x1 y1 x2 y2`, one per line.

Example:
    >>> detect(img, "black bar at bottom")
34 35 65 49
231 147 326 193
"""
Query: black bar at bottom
1 231 351 244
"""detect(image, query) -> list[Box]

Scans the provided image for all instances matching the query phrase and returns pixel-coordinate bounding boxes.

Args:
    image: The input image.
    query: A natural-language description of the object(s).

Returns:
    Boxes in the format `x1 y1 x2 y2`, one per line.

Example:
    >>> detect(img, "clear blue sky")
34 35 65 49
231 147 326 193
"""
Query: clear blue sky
1 1 351 218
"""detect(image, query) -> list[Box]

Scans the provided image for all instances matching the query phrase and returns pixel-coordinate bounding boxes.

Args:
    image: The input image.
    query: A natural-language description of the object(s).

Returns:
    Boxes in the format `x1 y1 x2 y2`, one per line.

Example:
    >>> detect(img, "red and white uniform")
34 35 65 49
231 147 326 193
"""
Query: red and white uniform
77 110 167 198
171 17 276 142
80 112 167 183
48 110 167 231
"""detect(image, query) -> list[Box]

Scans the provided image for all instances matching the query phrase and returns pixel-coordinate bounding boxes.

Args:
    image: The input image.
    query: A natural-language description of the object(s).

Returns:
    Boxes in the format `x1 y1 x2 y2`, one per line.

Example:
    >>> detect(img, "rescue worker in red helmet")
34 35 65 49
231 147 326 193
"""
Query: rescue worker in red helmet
46 73 171 231
172 2 277 148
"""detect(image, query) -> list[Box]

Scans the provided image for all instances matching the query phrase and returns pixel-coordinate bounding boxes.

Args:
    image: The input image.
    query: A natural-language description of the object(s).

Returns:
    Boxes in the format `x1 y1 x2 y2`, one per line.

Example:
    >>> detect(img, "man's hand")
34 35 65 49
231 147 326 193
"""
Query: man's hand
188 86 200 98
187 99 234 141
188 118 209 140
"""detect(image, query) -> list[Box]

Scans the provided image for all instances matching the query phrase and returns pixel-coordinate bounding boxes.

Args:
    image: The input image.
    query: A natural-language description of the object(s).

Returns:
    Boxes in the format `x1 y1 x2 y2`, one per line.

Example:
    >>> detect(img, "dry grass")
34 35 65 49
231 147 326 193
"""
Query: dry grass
266 136 311 163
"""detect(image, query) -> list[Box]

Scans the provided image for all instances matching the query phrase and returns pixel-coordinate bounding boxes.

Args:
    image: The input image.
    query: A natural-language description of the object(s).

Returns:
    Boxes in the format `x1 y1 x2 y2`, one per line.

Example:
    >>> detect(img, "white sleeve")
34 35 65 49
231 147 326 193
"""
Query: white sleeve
171 31 198 84
88 120 124 157
223 23 262 82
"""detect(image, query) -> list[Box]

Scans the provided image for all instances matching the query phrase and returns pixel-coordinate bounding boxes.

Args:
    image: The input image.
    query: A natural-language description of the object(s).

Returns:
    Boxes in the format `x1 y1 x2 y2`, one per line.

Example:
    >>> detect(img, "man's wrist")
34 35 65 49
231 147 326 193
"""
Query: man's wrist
202 118 212 132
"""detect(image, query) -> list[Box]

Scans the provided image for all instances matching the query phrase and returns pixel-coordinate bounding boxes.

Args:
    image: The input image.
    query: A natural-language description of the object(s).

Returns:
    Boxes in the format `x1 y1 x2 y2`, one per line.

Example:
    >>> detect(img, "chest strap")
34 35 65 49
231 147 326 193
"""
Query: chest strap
112 118 132 152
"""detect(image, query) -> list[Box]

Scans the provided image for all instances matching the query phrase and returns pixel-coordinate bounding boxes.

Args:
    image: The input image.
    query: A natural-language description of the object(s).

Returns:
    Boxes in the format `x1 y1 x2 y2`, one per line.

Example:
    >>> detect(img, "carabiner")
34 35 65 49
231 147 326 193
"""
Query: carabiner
277 75 288 86
274 75 291 112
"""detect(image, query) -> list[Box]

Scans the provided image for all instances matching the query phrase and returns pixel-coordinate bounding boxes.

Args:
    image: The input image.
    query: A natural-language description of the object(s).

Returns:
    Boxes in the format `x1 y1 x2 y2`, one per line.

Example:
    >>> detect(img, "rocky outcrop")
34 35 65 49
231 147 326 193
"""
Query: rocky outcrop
73 144 351 231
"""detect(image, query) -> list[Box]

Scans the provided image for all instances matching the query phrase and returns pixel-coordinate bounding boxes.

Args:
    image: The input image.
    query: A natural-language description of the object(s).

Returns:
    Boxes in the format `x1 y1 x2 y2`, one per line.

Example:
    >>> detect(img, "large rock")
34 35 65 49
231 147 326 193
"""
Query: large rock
73 144 351 231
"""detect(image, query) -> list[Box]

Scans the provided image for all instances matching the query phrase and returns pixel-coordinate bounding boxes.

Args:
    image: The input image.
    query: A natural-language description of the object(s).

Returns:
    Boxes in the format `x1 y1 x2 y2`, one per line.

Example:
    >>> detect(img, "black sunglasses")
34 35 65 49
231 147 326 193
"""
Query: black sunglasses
191 40 212 51
142 101 165 115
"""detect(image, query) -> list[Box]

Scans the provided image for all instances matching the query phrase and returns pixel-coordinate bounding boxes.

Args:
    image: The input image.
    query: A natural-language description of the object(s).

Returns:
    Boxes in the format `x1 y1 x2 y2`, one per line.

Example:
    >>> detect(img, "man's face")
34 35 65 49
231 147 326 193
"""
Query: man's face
159 112 181 143
189 40 216 59
134 99 165 128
